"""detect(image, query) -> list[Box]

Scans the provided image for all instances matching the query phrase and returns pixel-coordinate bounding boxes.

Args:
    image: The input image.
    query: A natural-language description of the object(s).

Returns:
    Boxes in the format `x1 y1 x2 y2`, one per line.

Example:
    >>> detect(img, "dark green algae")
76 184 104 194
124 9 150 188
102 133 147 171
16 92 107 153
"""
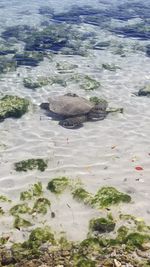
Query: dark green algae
14 159 48 172
72 186 131 208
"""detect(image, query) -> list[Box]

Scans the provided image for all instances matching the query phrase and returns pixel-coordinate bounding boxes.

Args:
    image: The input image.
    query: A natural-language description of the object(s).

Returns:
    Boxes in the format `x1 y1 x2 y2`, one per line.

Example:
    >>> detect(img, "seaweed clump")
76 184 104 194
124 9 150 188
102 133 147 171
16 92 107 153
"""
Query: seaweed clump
80 75 101 91
20 182 43 201
10 203 31 216
32 198 51 214
14 216 32 229
92 186 131 208
72 187 93 205
89 216 116 233
0 95 29 122
47 177 69 194
14 158 48 172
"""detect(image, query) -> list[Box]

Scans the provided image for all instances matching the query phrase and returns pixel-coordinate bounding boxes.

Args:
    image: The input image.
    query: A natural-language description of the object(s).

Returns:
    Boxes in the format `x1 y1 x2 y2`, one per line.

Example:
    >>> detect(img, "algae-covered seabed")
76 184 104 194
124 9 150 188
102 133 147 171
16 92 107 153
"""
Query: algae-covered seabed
0 0 150 265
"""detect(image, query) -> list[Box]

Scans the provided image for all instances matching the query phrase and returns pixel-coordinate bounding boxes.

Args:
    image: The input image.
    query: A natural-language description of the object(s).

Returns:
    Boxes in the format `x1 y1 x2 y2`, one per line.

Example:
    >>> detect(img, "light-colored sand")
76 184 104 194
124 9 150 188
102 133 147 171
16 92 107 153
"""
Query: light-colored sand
0 0 150 243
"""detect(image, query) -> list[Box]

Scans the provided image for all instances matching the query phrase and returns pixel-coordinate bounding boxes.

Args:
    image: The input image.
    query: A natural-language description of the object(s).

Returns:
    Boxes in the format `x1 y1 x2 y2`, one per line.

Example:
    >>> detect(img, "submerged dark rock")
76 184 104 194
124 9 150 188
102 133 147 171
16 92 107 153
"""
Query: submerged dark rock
13 51 44 66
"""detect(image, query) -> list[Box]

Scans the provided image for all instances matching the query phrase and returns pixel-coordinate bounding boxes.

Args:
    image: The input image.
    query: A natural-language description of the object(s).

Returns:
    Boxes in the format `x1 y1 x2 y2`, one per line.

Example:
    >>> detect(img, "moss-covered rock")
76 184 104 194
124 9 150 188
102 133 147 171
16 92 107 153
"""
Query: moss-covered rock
0 207 4 215
80 76 101 91
15 159 48 172
32 198 51 214
56 61 78 71
92 186 131 208
14 216 32 229
25 226 55 249
20 182 43 201
10 203 31 216
23 76 50 89
89 217 116 233
72 187 93 205
138 84 150 96
47 177 69 194
0 195 11 202
125 232 150 249
0 95 29 121
89 96 108 106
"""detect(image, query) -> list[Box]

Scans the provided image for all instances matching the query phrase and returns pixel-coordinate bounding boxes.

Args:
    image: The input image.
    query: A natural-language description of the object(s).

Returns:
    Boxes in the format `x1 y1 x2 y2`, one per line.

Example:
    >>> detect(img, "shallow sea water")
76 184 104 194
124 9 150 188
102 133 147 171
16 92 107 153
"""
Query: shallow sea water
0 0 150 242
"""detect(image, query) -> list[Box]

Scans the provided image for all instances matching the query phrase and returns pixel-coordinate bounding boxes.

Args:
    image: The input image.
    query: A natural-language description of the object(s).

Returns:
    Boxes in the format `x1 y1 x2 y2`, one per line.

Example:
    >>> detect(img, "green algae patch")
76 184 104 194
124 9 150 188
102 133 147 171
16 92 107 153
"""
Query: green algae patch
80 76 101 91
92 187 131 208
23 76 50 89
125 232 150 249
20 182 43 201
56 61 78 71
25 226 55 249
32 198 51 214
15 158 48 172
0 207 4 215
89 97 108 107
0 195 11 202
72 187 93 205
0 95 29 121
10 203 31 216
47 177 69 194
89 217 116 233
14 216 32 229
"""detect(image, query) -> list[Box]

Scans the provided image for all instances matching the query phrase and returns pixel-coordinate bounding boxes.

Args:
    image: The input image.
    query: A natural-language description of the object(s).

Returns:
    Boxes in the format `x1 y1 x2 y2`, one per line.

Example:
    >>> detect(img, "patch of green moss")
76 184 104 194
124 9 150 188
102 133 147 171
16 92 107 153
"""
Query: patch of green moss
56 61 78 71
80 75 101 91
92 186 131 208
10 203 31 216
47 177 69 194
0 236 9 245
23 76 50 89
0 95 29 121
125 232 150 249
20 182 43 201
24 226 55 249
0 195 11 202
89 97 108 107
14 216 32 229
32 198 51 214
0 207 4 215
15 158 48 172
89 217 116 233
79 237 101 255
11 242 37 261
117 226 129 243
72 187 93 205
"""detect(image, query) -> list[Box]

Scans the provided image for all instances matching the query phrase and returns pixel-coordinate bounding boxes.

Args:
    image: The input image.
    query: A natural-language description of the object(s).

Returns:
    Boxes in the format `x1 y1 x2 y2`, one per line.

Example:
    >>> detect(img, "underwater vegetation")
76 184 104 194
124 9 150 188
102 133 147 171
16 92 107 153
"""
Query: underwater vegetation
47 177 69 194
20 182 43 201
14 159 48 172
0 95 29 122
0 179 149 266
